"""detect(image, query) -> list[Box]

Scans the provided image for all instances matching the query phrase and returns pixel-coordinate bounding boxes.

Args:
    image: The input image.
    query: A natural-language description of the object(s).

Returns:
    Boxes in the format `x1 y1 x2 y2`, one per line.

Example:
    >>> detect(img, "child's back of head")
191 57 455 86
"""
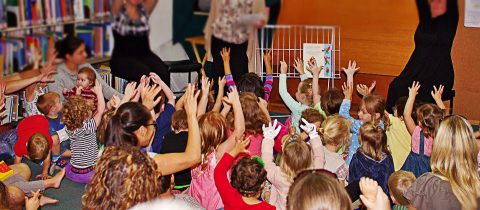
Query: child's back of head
393 96 408 118
360 94 390 129
61 95 90 131
320 115 351 149
237 73 264 99
239 92 269 134
296 79 314 106
231 156 267 198
27 133 50 162
416 103 444 138
280 136 313 182
199 112 227 161
321 89 344 116
359 122 390 161
388 170 416 206
287 170 353 210
300 108 325 130
36 92 61 115
171 110 188 132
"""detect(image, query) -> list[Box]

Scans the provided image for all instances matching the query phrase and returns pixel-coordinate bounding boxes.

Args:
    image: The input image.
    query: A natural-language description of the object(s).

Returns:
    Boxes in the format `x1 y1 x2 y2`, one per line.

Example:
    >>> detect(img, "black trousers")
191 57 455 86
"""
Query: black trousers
110 52 170 86
210 36 249 84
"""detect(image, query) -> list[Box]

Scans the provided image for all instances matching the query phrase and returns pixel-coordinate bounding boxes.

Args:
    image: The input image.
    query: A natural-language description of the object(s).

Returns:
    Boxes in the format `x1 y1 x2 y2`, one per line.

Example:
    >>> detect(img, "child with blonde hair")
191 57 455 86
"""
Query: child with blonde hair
320 115 351 184
348 122 394 195
262 119 324 210
405 115 480 210
388 170 416 210
62 80 105 184
401 82 445 177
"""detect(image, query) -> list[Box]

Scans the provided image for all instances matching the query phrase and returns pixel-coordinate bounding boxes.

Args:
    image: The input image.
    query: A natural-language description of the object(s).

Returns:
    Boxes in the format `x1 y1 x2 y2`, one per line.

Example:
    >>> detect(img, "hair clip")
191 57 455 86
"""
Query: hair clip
252 156 265 167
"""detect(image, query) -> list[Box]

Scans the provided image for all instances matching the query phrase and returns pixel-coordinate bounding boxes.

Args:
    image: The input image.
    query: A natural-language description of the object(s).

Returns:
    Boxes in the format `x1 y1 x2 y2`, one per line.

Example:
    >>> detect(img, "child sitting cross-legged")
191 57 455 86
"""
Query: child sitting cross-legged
62 80 105 184
214 136 275 210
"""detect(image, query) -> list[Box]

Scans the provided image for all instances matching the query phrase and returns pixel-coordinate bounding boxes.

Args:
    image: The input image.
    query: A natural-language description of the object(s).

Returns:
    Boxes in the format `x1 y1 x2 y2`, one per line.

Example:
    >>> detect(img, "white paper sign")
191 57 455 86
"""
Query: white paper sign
465 0 480 27
302 43 333 78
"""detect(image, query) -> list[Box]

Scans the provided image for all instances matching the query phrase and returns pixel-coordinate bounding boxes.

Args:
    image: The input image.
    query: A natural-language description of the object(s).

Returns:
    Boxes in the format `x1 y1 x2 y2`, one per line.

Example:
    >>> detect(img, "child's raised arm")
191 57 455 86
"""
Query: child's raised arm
342 60 360 85
150 72 175 106
431 85 447 110
356 81 377 98
279 61 301 111
213 76 226 112
300 118 324 169
261 120 285 186
217 87 245 160
263 50 274 101
153 84 201 175
220 96 232 117
221 48 237 91
93 80 106 127
294 58 308 81
309 62 323 105
404 81 421 135
197 76 211 118
339 82 355 121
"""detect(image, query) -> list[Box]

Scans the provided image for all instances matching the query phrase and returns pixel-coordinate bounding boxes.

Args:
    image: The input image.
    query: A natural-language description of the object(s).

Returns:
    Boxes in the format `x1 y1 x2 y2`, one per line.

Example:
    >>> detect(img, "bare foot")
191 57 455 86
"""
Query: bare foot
39 195 58 206
44 168 65 189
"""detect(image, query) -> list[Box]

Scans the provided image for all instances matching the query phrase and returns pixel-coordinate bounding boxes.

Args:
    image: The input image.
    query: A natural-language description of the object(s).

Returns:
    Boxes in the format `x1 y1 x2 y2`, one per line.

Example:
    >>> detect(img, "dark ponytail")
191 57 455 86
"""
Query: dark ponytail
104 102 153 147
55 35 85 59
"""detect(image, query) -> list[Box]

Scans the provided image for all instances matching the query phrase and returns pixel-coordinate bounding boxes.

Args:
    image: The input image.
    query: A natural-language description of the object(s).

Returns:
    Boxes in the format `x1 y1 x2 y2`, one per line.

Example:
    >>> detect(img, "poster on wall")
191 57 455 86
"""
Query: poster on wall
465 0 480 27
302 43 333 78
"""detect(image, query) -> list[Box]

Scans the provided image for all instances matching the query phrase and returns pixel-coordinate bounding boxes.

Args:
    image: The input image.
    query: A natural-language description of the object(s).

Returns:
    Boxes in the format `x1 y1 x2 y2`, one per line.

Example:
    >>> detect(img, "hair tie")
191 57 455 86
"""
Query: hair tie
252 156 265 167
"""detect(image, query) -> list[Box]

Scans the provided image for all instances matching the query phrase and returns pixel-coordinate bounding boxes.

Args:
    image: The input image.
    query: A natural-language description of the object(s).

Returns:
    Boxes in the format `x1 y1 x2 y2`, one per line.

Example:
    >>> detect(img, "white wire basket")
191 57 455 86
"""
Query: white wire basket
255 25 341 89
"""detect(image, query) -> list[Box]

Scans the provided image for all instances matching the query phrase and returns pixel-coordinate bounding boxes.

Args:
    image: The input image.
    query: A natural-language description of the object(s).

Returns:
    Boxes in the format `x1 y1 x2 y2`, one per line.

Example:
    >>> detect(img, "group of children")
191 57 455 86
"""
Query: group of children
0 35 479 210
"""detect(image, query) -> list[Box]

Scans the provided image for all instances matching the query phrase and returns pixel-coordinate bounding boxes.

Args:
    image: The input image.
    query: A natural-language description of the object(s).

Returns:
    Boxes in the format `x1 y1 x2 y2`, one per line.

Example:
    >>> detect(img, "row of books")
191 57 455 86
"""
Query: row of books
0 22 114 76
1 0 111 29
98 66 127 94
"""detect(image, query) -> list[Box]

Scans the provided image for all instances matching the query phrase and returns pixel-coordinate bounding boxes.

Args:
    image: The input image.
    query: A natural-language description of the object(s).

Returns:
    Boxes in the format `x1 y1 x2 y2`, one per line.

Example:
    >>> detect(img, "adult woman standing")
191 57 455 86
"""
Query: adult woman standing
386 0 458 111
204 0 268 82
110 0 170 85
48 36 122 102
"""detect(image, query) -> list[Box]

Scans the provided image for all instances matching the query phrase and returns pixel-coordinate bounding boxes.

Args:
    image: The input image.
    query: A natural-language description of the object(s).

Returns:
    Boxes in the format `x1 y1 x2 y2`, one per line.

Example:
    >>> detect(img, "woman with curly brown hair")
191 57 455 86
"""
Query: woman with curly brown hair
82 146 162 210
61 80 105 184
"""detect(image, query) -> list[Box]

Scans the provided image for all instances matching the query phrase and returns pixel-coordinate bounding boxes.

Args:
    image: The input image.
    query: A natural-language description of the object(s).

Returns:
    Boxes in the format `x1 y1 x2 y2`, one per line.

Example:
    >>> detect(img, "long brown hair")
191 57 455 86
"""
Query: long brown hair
199 112 227 168
280 135 313 182
82 146 162 210
240 92 269 134
359 121 390 161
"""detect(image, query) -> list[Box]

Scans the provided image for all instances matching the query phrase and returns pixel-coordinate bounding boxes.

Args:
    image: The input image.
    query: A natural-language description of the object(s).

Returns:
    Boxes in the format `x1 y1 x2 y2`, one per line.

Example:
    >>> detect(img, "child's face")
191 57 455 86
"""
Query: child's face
53 98 63 114
76 73 92 88
358 105 373 122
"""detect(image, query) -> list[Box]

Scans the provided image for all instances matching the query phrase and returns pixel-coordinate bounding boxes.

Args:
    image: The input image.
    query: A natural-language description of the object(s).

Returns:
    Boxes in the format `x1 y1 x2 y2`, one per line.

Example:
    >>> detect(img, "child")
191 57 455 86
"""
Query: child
278 60 326 134
401 82 445 177
262 119 324 210
187 88 245 210
386 96 412 171
405 115 480 210
340 81 390 165
214 137 275 210
348 122 394 195
237 92 269 156
36 92 70 168
62 80 105 184
388 170 416 210
158 175 205 210
62 67 98 114
320 88 344 116
159 110 191 192
298 108 325 141
13 115 53 179
287 169 353 210
320 115 351 185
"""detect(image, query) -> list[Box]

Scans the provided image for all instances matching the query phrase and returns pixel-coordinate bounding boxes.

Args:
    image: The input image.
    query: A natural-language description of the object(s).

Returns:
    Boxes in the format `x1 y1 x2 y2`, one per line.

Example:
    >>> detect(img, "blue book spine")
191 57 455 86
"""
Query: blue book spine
55 0 61 22
25 0 32 26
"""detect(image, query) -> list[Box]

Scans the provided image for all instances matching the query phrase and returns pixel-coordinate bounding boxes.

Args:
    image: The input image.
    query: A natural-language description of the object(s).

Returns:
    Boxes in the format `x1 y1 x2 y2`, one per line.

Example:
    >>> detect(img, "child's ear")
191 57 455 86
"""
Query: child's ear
375 112 381 120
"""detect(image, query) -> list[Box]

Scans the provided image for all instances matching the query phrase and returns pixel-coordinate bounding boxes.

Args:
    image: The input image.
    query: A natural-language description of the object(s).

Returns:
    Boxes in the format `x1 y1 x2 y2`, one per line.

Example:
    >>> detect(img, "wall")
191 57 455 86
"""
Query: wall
269 0 480 120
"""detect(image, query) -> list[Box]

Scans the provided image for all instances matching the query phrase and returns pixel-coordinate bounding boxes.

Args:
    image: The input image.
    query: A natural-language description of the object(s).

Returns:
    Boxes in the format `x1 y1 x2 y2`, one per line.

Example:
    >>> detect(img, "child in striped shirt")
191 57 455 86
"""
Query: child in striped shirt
63 67 98 115
62 80 105 184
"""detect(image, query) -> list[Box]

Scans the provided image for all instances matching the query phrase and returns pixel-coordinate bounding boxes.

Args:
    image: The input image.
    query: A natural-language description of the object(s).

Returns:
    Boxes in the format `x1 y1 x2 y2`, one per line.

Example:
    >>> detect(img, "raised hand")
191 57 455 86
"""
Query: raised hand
262 119 282 140
92 80 103 95
308 62 323 77
294 58 305 75
220 48 231 63
280 61 288 74
141 84 162 111
300 118 319 139
342 60 360 77
225 87 240 105
122 82 139 103
38 64 57 83
342 82 354 100
229 136 251 157
409 81 421 98
359 177 390 210
356 81 376 97
149 72 163 85
218 76 226 90
107 95 121 110
431 85 444 102
263 49 272 64
201 76 211 96
184 83 201 117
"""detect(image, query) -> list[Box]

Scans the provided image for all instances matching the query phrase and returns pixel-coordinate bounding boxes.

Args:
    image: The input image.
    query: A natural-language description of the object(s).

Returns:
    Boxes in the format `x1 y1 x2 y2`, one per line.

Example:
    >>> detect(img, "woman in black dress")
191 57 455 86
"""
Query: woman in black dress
386 0 458 112
110 0 170 85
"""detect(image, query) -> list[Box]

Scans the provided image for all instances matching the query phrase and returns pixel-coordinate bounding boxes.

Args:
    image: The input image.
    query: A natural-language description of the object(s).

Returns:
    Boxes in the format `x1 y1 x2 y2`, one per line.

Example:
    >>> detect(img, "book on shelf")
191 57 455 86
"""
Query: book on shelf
2 0 111 29
75 22 113 58
1 94 19 125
